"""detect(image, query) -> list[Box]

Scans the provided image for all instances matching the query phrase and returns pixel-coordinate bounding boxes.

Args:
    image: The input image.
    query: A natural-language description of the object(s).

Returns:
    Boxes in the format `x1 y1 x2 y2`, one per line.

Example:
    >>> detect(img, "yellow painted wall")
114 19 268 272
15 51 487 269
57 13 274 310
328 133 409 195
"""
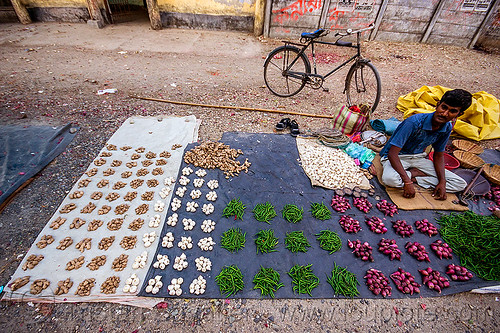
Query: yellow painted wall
19 0 256 17
158 0 255 16
21 0 87 7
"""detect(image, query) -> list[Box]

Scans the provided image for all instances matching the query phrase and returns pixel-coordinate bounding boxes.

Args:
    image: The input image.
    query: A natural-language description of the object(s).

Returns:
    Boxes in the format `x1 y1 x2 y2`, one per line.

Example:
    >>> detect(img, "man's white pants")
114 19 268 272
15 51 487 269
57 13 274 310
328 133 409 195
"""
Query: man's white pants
381 153 467 192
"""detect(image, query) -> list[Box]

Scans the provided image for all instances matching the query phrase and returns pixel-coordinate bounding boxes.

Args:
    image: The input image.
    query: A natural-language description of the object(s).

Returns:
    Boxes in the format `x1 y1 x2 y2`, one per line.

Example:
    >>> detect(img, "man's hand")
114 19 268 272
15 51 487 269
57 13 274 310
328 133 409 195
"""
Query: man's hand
387 146 415 199
403 182 416 198
432 182 447 200
432 152 448 200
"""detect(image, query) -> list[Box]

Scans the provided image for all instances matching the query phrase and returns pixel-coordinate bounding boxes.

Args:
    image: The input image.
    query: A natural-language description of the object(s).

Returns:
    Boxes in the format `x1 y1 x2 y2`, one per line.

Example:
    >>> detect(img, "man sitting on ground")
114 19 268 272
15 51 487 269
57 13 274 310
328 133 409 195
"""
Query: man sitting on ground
380 89 471 200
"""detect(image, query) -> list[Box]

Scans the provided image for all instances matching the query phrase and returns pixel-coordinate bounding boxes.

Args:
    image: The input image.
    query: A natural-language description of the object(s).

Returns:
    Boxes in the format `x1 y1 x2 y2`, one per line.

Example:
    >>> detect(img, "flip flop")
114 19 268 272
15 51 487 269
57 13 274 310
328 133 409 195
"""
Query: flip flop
290 120 299 137
275 118 291 131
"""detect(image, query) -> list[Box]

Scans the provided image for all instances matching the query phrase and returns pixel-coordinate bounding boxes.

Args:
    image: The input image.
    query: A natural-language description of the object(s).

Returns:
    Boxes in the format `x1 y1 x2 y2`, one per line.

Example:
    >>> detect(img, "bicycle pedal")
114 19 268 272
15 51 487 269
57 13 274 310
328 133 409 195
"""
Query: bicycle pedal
322 88 329 92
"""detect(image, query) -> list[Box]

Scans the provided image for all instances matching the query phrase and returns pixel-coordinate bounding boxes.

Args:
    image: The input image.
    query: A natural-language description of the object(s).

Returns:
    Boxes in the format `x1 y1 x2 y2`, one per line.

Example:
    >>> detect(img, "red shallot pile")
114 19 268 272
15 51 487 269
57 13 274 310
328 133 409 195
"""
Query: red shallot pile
390 268 420 295
353 197 372 213
365 216 387 234
405 241 430 262
348 239 373 261
376 200 398 216
378 238 402 260
392 219 414 237
339 215 361 233
484 185 500 211
430 240 453 259
365 268 392 297
446 264 473 281
331 195 351 213
419 267 450 293
414 218 438 237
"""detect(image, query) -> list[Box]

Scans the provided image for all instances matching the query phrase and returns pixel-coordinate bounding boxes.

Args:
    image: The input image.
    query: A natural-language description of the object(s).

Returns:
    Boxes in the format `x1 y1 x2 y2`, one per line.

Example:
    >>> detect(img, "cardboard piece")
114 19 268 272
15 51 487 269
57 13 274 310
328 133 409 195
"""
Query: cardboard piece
372 155 468 212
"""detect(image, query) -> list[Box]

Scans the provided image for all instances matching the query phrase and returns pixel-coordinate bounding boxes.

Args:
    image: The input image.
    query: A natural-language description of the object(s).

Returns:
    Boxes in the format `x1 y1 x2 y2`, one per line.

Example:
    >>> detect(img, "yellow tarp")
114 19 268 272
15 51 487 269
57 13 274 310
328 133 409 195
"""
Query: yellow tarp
396 85 500 141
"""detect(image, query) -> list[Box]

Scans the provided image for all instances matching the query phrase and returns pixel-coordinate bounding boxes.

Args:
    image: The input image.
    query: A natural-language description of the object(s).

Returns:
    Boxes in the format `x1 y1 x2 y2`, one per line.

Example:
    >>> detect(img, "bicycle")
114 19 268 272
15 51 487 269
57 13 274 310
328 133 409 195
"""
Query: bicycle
263 25 381 112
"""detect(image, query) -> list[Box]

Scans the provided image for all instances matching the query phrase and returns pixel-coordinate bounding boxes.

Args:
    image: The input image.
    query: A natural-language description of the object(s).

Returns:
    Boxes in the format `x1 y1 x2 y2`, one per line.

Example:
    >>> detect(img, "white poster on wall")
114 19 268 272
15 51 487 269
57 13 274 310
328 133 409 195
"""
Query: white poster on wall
337 0 356 11
461 0 477 11
475 0 492 11
354 0 375 13
461 0 491 11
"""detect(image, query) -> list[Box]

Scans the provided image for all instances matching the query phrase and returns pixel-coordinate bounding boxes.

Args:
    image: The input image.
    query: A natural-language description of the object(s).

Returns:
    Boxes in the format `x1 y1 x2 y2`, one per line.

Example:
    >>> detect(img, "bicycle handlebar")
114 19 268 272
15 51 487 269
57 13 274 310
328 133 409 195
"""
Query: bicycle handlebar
334 24 374 37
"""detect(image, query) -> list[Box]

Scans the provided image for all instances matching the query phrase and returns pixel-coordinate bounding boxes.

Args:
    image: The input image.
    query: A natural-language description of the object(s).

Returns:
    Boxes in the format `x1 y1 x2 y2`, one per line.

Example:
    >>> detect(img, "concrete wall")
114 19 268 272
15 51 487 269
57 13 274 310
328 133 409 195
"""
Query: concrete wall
267 0 500 48
28 6 89 22
475 1 500 49
2 0 499 48
7 0 256 30
158 0 255 16
426 0 489 47
159 0 256 31
21 0 87 7
268 0 380 38
375 0 439 43
269 0 324 36
0 6 19 22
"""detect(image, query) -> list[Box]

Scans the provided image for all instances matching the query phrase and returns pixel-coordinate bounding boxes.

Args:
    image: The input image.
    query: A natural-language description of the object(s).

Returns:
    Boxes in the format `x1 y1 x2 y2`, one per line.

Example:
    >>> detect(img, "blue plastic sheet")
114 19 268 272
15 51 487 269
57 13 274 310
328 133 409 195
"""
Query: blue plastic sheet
0 123 79 206
370 117 401 135
138 133 499 299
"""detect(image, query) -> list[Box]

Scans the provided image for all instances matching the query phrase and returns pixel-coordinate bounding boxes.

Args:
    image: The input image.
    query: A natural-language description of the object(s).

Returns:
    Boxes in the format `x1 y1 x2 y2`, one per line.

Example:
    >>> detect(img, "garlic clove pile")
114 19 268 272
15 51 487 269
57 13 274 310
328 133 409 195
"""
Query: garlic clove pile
167 213 178 226
195 256 212 272
207 180 219 190
201 219 216 233
123 273 140 293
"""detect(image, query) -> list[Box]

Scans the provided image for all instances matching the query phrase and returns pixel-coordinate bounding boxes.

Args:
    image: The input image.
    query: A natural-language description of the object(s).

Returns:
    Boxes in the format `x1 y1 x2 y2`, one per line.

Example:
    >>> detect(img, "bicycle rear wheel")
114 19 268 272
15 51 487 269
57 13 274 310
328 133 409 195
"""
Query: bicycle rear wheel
345 60 381 112
264 45 311 97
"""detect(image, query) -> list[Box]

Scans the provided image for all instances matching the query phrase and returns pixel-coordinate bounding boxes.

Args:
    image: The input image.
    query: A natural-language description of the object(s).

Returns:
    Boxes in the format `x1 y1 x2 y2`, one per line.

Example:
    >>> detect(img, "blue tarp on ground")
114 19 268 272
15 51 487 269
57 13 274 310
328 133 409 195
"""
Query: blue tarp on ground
138 132 499 299
0 123 79 207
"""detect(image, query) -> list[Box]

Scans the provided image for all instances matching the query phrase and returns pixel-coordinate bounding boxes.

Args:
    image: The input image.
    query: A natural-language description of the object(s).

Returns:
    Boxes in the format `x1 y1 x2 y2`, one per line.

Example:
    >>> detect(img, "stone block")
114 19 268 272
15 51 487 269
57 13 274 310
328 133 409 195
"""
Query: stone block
87 19 104 29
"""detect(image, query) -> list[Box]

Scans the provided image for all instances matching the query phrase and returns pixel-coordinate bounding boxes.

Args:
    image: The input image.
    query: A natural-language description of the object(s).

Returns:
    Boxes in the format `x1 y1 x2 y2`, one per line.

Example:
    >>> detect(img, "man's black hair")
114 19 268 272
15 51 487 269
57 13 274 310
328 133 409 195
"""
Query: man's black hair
440 89 473 112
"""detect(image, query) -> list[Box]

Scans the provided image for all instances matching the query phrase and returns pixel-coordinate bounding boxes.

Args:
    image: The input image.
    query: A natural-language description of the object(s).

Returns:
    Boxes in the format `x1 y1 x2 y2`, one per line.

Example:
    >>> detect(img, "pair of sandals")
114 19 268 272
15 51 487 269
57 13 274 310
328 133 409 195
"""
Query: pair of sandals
275 118 299 137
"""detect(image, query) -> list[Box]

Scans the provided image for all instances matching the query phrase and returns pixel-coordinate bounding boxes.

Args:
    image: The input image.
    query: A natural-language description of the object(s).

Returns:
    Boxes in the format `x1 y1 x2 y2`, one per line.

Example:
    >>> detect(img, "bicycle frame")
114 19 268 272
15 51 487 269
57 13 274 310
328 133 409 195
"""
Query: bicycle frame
264 24 380 109
283 31 363 81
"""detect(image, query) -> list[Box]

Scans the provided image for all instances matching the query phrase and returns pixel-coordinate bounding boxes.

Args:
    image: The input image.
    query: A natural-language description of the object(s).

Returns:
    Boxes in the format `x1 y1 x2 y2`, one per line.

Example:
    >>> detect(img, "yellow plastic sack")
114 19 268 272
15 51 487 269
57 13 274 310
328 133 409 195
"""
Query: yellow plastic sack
396 85 500 141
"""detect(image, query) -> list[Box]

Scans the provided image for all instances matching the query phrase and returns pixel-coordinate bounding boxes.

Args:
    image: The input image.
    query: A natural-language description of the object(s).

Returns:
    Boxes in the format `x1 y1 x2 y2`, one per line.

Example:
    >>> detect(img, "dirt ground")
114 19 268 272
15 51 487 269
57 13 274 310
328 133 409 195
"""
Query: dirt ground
0 19 499 332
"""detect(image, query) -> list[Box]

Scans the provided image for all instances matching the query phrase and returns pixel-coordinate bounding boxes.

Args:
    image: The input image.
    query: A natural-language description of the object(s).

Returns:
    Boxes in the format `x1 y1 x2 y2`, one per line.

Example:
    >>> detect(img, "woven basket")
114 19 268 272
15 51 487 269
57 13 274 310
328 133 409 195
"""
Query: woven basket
452 139 483 154
453 150 485 169
483 164 500 185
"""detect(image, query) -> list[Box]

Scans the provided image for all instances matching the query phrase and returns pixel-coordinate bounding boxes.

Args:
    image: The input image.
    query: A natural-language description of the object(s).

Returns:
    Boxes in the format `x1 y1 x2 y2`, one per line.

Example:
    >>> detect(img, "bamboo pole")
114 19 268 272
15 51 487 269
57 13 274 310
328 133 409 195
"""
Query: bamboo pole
10 0 31 24
253 0 265 36
130 95 338 119
146 0 162 30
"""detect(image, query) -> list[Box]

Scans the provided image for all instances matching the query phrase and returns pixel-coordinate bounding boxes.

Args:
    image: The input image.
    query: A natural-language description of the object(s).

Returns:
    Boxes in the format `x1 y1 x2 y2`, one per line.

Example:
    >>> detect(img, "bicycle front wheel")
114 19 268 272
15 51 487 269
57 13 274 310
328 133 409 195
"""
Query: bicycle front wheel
264 45 311 97
345 61 381 112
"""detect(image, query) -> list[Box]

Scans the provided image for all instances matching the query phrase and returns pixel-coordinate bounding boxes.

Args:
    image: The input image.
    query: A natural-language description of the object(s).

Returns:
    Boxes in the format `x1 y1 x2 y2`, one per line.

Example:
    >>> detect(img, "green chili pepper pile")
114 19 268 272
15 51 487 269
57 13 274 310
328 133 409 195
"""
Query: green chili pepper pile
288 264 320 296
284 230 311 253
282 204 304 223
326 263 360 298
254 229 279 254
252 202 277 224
222 198 246 220
215 265 244 297
316 230 342 254
253 266 284 298
437 211 500 280
310 202 331 220
220 227 246 253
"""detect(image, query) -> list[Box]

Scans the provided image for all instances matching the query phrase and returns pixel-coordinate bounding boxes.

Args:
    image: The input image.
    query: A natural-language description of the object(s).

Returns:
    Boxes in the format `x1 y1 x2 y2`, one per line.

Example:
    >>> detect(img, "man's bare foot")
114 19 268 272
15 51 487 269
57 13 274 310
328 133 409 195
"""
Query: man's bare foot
408 167 427 182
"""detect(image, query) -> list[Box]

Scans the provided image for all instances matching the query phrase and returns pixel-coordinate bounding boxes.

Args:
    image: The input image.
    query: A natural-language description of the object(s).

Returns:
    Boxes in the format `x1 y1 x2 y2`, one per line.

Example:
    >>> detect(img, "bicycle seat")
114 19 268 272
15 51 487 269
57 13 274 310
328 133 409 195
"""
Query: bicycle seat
301 29 325 39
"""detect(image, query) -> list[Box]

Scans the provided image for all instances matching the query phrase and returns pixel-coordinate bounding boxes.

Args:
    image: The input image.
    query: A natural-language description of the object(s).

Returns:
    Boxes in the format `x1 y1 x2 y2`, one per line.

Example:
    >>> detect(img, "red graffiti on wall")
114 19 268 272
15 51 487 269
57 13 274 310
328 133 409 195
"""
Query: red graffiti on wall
272 0 322 24
328 8 346 29
327 7 373 30
493 12 500 26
